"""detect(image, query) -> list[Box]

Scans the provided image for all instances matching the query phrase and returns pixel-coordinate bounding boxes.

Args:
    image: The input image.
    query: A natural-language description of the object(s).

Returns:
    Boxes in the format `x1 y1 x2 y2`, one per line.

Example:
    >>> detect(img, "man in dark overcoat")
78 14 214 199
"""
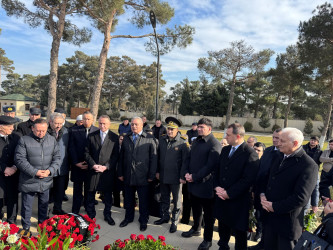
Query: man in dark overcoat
17 107 41 136
118 117 157 232
214 123 259 250
260 127 317 250
85 115 119 224
0 116 21 224
182 118 222 250
48 112 70 215
69 111 98 214
154 117 189 233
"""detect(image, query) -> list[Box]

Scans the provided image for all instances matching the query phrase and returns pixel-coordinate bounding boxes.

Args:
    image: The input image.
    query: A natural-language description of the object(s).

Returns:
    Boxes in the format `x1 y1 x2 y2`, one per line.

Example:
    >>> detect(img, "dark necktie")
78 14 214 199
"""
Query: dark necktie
229 147 236 158
133 134 137 144
3 136 8 144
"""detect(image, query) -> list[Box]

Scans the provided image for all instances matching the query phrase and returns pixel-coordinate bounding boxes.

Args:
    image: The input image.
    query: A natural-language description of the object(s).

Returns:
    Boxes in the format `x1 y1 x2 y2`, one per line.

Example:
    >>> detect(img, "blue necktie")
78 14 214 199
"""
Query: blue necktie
133 134 137 144
229 147 236 158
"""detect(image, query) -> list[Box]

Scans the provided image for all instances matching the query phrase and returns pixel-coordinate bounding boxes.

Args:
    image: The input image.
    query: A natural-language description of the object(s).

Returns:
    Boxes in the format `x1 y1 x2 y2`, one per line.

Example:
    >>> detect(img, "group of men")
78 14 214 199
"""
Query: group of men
0 105 328 250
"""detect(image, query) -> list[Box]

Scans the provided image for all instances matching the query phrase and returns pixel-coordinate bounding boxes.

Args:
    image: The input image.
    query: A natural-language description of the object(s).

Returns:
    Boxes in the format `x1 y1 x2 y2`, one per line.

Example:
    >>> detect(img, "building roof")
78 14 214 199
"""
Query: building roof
0 94 38 102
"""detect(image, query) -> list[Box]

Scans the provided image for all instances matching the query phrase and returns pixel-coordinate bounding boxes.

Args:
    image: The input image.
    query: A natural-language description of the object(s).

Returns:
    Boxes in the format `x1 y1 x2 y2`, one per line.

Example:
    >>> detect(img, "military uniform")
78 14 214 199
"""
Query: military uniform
158 132 189 225
2 106 22 132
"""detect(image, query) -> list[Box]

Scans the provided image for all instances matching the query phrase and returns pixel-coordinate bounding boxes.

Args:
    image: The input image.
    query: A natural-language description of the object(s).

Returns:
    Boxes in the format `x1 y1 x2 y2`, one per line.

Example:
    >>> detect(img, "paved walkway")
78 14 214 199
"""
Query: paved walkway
11 184 258 249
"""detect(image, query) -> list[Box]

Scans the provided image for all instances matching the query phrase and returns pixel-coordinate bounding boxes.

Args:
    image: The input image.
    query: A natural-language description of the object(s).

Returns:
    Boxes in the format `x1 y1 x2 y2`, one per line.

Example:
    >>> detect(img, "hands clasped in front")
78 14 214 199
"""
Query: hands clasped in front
92 164 107 173
215 186 229 200
36 169 50 178
260 193 274 212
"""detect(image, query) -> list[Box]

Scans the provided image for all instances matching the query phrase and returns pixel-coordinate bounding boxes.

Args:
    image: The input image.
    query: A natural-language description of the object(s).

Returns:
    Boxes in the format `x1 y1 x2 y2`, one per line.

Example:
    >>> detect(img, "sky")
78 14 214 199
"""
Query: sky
0 0 328 93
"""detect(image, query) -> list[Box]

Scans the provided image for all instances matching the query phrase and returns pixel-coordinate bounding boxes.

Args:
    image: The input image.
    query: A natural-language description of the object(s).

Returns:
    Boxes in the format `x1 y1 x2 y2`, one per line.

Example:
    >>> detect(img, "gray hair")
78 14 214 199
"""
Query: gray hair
282 127 304 146
248 136 258 142
131 117 143 123
50 112 64 122
99 115 111 122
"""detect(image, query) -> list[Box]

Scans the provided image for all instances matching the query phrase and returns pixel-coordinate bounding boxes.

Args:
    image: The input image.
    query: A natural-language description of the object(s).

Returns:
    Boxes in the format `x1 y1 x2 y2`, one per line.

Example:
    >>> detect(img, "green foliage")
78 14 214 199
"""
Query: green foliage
244 121 253 132
146 105 155 121
109 110 120 120
219 121 225 130
304 210 319 233
304 118 314 135
259 113 271 131
271 124 281 133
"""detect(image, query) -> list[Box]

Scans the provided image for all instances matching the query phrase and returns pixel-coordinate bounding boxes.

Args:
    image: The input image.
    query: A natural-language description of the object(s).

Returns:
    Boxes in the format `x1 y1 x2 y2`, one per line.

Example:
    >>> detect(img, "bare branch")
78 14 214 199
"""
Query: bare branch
79 0 107 24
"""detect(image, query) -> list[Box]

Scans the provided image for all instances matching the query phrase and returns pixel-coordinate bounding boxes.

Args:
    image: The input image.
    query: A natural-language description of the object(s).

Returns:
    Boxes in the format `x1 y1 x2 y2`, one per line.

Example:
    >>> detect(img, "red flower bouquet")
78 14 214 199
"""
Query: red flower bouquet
0 220 21 247
104 234 179 249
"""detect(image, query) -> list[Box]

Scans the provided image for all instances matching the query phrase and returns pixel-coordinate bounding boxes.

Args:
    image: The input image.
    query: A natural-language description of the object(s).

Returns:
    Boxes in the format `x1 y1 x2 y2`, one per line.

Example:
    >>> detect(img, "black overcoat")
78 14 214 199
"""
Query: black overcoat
84 130 119 192
187 133 222 199
118 131 157 186
68 125 98 182
262 147 317 240
213 142 259 231
0 132 20 198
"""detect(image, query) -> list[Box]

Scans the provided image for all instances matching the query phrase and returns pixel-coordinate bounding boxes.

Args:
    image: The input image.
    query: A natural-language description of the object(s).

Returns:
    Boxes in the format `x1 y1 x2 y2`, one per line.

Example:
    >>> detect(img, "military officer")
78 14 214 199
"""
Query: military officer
3 106 22 131
154 117 190 233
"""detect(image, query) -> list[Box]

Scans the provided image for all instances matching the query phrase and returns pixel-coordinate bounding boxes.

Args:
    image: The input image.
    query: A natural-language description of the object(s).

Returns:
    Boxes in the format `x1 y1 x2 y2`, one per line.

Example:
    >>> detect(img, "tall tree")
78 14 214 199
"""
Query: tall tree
0 28 15 88
79 0 195 121
2 0 92 118
298 2 333 147
198 40 274 127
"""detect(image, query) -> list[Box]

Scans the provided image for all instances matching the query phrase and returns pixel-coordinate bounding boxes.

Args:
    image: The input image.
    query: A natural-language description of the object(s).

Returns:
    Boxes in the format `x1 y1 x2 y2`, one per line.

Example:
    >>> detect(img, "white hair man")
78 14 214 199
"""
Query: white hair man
260 127 317 250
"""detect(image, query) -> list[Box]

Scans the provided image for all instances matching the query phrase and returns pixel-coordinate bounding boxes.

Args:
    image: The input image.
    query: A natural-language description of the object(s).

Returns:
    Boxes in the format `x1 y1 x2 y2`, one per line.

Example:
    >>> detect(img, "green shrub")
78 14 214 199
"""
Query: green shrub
271 124 281 132
244 121 253 132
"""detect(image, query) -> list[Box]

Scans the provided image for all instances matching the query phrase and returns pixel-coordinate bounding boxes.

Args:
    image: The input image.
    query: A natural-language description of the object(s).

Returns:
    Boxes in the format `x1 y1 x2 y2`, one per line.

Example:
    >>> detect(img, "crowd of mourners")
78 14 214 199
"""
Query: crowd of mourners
1 105 333 250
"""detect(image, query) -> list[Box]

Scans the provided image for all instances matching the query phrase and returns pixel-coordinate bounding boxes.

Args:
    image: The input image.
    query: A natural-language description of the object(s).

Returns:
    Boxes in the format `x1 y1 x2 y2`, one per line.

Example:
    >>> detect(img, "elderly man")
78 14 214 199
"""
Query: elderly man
48 112 70 215
69 111 98 214
182 118 222 250
17 107 41 136
85 115 119 224
118 117 157 231
0 116 21 224
154 117 189 233
118 117 131 135
141 116 150 132
260 128 317 250
247 136 258 148
15 119 61 231
74 115 83 127
214 123 259 250
54 108 73 128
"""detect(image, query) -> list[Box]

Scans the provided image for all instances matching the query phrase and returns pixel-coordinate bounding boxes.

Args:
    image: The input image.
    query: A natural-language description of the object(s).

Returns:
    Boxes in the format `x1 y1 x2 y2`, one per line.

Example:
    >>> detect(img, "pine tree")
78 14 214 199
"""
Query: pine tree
259 112 271 131
304 118 314 135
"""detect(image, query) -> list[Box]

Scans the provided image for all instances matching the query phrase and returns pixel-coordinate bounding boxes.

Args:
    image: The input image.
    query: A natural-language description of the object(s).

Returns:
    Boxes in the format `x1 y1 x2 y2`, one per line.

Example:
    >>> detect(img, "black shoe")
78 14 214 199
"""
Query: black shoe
94 200 98 205
104 216 115 226
119 219 132 228
169 223 177 233
248 242 264 250
63 194 69 201
181 228 201 238
52 209 66 215
140 224 147 231
253 232 262 242
198 240 212 250
154 218 169 225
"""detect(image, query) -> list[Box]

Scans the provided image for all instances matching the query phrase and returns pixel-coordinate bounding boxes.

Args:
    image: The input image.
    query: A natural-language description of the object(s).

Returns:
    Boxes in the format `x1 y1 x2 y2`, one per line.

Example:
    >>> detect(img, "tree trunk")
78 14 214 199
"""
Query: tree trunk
319 78 333 148
272 94 280 119
225 76 237 127
89 11 116 122
284 90 293 128
46 2 67 120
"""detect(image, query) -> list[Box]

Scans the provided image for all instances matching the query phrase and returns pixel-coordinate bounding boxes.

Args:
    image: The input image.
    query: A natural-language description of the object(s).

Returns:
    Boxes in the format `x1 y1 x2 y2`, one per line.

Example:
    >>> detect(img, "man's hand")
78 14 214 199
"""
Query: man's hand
36 170 45 178
92 165 100 171
261 200 274 212
95 165 107 173
148 179 153 182
185 173 193 182
76 162 88 170
180 179 186 184
156 173 160 180
4 167 16 177
118 176 124 181
312 206 319 213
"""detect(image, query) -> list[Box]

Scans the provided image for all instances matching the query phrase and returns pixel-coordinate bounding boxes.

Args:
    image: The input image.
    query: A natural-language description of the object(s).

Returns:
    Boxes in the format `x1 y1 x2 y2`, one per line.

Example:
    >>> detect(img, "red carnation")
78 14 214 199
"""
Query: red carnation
77 234 83 241
137 234 145 241
147 235 154 240
104 245 111 250
130 234 136 240
162 241 166 246
118 242 126 248
158 235 165 241
46 226 53 232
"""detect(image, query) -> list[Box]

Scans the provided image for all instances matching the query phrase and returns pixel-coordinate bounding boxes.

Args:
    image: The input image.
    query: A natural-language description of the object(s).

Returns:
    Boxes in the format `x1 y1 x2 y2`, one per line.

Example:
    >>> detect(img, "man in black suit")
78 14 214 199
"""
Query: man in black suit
260 128 317 250
182 118 222 250
214 123 259 250
69 111 98 214
0 116 21 224
85 115 119 224
118 117 157 232
249 128 282 250
17 107 41 136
